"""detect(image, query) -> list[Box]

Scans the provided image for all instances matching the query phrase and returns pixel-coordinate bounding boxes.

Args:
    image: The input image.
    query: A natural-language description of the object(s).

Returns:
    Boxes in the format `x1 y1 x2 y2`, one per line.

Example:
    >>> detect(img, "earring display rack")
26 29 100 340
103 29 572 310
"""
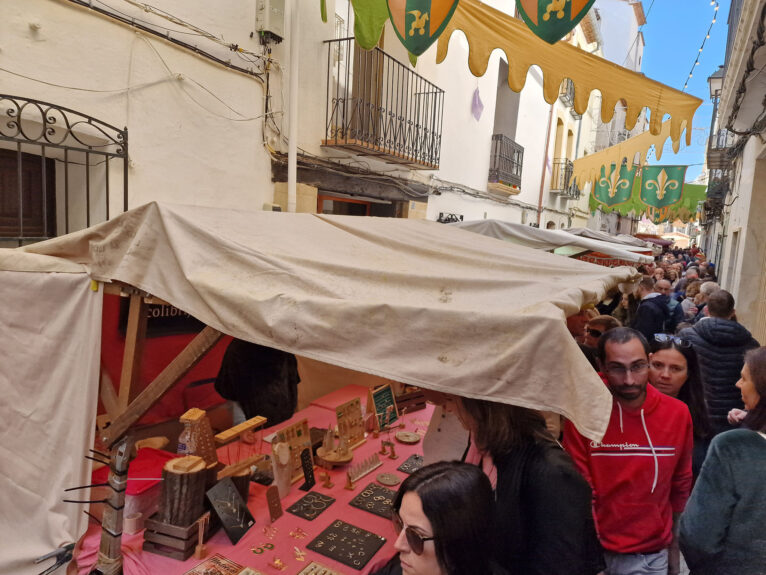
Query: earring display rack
307 520 386 570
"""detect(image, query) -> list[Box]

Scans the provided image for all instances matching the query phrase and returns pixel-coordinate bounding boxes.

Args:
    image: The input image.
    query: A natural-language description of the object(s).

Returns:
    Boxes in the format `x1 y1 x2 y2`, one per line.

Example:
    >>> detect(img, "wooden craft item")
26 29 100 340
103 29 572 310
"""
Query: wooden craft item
179 408 218 468
272 442 293 498
214 415 268 445
181 553 244 575
272 418 313 483
348 454 383 484
367 384 399 431
143 509 215 562
344 471 355 491
296 561 344 575
395 431 421 445
194 512 210 559
307 519 386 570
388 443 398 460
217 453 266 480
316 429 353 467
206 478 255 545
158 456 207 527
335 397 366 449
265 485 283 523
298 448 316 491
376 473 401 486
238 569 268 575
320 471 334 489
395 388 427 413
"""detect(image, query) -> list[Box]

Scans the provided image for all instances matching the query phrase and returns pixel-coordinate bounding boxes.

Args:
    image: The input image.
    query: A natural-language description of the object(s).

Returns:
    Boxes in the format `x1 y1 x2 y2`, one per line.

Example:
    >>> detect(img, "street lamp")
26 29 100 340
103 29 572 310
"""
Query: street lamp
708 65 724 100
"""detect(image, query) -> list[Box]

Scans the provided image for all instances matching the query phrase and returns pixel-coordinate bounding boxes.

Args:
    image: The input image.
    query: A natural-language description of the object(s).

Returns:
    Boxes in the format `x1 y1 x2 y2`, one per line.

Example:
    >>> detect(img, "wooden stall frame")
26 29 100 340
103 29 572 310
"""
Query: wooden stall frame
92 282 224 575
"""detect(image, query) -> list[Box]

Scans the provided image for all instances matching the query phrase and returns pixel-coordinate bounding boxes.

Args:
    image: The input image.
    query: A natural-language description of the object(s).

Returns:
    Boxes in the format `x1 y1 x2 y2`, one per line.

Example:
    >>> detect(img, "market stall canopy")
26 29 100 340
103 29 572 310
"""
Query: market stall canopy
21 202 640 440
435 0 701 146
565 227 656 250
451 219 653 263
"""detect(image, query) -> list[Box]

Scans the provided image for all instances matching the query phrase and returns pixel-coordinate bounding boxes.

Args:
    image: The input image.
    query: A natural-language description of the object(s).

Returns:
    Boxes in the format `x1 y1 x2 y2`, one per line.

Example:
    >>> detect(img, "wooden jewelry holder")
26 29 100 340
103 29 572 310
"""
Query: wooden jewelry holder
143 456 214 561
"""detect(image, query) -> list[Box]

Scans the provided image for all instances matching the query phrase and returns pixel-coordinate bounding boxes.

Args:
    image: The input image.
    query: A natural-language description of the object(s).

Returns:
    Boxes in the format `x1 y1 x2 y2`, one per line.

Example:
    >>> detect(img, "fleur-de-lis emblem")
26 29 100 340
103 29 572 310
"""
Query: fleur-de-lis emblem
599 167 630 198
645 169 679 200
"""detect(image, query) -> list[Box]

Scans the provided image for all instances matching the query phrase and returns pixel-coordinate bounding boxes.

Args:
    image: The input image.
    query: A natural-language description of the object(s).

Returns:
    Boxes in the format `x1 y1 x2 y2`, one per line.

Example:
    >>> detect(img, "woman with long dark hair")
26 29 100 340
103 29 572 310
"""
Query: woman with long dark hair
370 461 506 575
679 347 766 574
649 334 712 478
454 398 604 575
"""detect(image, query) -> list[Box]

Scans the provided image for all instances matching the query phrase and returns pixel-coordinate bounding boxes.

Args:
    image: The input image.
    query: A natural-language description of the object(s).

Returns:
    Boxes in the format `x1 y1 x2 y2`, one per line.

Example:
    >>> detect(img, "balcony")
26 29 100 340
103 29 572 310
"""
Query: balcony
559 79 575 107
323 38 444 169
706 129 733 170
488 134 524 189
550 158 574 195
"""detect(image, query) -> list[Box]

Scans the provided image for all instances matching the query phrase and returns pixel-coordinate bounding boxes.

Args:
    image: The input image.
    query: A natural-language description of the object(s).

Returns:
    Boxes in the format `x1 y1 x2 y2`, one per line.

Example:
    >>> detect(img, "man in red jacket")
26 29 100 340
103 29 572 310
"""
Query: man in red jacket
564 328 693 575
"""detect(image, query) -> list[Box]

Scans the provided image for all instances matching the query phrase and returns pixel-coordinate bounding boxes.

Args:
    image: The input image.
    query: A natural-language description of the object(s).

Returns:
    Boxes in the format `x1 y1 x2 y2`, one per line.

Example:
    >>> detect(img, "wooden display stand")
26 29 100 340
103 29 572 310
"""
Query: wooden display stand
143 456 212 560
336 398 366 449
272 418 314 483
179 408 219 468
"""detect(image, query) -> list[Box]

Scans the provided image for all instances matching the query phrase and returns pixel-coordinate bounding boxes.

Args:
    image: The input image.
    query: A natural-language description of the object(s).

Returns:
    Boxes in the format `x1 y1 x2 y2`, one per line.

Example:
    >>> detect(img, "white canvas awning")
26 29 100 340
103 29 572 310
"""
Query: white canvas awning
452 219 654 264
17 202 641 440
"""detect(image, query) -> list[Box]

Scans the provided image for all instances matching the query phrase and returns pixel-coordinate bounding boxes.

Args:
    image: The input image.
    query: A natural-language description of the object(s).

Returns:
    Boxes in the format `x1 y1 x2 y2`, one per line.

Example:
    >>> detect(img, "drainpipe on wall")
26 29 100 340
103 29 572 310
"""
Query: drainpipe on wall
287 0 300 213
537 103 556 226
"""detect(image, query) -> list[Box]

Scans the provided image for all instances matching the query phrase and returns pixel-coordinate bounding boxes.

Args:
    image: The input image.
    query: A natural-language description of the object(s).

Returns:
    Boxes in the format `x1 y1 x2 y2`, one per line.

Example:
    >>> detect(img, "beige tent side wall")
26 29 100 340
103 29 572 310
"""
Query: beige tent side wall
0 265 102 575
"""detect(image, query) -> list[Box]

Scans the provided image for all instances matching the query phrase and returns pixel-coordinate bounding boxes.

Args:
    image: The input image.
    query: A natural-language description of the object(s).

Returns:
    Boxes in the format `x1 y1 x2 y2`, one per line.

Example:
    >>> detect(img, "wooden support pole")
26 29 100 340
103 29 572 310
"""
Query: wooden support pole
99 365 120 422
102 326 223 447
117 293 147 412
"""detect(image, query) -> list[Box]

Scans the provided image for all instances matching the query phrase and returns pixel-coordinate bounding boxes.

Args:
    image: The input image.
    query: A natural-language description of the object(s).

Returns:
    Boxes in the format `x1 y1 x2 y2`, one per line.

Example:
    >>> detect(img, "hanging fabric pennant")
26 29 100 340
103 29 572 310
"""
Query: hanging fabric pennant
639 166 687 210
592 163 636 208
516 0 596 44
387 0 460 56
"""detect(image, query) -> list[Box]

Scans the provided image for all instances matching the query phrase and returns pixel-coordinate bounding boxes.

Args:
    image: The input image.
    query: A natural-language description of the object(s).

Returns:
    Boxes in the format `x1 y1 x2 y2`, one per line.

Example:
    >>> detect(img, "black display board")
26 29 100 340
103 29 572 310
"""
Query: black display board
206 478 255 544
307 520 386 570
349 482 396 519
286 492 335 521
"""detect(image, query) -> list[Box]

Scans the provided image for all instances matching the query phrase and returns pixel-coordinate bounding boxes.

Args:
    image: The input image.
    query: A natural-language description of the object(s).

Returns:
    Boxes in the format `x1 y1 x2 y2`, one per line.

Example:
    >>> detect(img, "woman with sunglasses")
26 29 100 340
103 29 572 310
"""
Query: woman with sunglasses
649 334 712 479
679 347 766 574
370 461 507 575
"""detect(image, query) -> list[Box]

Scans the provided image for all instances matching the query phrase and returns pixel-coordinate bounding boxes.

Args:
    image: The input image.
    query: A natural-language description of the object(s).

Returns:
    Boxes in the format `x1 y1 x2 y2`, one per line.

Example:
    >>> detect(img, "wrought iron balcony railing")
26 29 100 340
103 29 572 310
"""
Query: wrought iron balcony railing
559 79 575 107
706 129 733 170
550 158 574 193
323 37 444 169
488 134 524 188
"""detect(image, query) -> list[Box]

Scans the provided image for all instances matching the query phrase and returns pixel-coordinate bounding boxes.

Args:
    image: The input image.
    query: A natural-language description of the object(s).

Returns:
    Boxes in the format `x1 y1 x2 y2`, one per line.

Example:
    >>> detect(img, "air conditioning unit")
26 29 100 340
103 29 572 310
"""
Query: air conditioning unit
255 0 285 44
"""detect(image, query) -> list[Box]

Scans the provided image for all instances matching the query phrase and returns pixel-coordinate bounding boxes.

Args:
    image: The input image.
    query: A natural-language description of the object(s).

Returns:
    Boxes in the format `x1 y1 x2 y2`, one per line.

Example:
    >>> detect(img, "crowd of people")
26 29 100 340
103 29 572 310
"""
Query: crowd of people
367 247 765 575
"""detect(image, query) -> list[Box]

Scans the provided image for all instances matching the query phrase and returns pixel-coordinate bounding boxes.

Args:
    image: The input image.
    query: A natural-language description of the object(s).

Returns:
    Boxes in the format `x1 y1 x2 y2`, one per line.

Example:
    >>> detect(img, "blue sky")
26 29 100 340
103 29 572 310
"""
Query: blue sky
639 0 730 181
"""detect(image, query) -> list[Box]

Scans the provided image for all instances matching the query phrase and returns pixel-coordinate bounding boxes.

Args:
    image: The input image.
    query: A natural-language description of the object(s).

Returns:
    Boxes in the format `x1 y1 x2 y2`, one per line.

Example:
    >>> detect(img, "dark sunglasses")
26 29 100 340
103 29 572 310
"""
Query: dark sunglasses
586 327 603 338
392 511 435 555
654 333 692 348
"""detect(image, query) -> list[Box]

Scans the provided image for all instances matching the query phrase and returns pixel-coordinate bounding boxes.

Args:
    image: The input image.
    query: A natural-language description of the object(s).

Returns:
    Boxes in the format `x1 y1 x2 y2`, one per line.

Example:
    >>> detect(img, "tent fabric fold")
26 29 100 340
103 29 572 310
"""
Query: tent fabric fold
450 219 653 263
20 202 641 441
436 0 701 147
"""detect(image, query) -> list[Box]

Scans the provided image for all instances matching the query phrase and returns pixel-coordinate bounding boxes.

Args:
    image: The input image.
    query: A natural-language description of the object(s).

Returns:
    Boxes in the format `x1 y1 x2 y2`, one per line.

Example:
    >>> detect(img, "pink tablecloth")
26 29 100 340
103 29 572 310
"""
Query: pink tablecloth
309 385 370 413
76 400 434 575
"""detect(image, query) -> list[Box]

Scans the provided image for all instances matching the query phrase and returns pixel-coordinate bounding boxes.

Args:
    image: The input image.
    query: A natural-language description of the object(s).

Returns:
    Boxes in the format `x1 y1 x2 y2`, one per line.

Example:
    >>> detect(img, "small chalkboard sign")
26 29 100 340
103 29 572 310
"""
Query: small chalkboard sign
367 384 399 430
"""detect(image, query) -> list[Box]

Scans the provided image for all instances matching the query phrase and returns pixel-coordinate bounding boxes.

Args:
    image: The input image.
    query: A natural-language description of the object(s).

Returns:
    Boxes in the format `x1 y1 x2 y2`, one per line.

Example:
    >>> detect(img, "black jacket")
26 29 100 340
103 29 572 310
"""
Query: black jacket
631 294 671 340
488 440 604 575
679 319 760 435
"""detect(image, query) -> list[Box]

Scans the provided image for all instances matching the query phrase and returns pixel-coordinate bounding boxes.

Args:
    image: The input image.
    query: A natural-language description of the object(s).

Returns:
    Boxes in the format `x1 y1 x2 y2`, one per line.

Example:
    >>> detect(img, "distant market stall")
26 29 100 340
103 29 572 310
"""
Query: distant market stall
451 219 654 267
1 202 639 574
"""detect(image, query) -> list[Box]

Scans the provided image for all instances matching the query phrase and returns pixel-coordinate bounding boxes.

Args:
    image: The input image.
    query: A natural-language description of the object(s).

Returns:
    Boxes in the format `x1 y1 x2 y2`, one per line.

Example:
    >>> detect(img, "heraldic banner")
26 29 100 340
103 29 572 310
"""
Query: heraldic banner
592 163 637 209
639 165 688 210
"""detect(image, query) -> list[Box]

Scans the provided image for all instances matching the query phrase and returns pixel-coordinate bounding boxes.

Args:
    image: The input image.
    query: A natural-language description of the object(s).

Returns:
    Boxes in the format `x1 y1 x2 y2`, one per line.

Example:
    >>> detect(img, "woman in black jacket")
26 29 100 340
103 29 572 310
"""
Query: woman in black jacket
455 398 604 575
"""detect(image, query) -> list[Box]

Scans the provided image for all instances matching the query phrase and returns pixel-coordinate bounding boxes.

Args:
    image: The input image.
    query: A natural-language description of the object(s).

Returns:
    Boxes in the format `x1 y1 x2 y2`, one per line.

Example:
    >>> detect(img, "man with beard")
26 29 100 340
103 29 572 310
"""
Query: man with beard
564 328 693 575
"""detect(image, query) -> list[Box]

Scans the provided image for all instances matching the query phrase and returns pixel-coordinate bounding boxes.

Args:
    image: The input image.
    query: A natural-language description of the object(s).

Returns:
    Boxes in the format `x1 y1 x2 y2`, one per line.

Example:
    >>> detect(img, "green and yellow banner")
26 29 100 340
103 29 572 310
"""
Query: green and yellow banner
593 163 636 208
590 166 702 224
